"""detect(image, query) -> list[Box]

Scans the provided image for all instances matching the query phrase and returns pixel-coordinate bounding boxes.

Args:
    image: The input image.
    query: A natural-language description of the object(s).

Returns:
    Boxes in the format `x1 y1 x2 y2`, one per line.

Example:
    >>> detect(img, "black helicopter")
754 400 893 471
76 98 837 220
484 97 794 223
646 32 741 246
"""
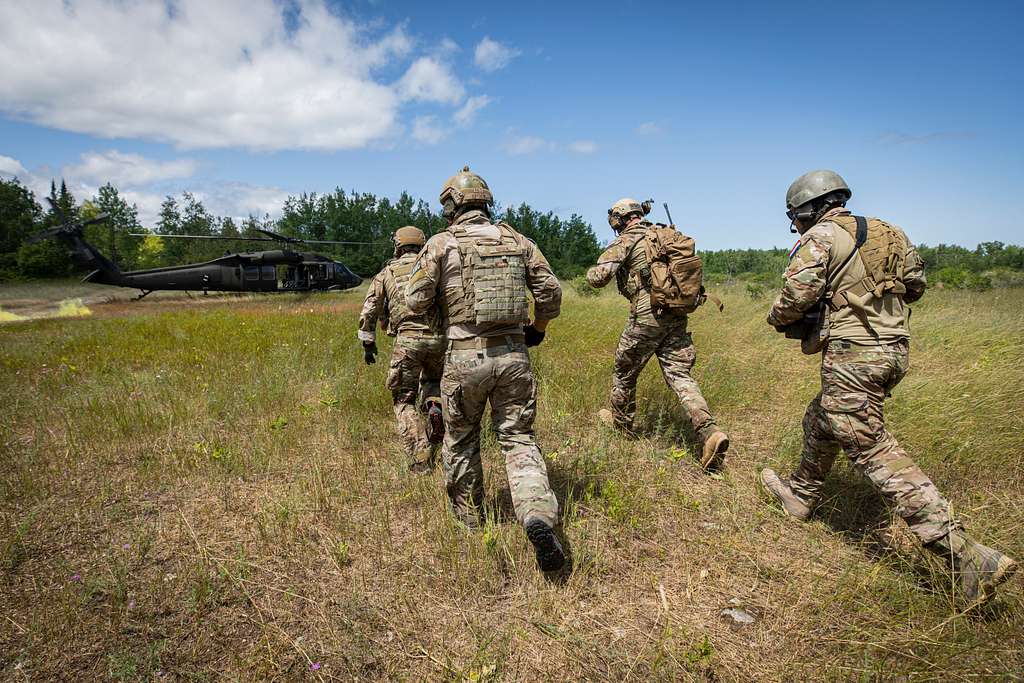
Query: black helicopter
29 198 366 299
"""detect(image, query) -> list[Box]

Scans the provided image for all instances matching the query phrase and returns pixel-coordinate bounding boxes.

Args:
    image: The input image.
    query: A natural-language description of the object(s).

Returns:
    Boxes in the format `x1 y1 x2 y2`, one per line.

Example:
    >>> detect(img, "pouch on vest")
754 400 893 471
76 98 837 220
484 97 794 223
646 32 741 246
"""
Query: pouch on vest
643 226 704 314
452 224 530 325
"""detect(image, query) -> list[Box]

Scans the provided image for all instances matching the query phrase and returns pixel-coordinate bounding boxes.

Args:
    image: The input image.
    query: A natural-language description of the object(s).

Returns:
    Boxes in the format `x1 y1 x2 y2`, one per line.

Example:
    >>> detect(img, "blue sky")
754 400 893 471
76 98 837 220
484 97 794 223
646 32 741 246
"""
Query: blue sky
1 0 1021 249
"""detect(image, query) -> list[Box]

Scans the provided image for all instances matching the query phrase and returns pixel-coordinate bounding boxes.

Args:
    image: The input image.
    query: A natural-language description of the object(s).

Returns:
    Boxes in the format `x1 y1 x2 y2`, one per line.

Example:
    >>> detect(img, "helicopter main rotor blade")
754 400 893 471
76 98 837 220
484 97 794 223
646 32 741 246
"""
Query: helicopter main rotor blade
25 227 68 244
129 233 279 242
81 213 110 227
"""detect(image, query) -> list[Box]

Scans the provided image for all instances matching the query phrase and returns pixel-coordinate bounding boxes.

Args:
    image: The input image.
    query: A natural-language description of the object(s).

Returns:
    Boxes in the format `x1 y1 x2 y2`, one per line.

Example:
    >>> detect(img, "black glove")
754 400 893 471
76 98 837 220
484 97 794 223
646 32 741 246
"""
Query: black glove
362 341 378 365
524 324 545 347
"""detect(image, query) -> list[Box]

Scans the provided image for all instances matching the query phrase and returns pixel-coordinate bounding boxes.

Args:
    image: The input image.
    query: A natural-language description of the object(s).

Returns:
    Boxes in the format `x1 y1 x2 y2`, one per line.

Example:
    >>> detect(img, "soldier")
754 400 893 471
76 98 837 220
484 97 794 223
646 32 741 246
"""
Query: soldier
586 199 729 470
358 226 446 474
405 166 565 572
761 169 1017 607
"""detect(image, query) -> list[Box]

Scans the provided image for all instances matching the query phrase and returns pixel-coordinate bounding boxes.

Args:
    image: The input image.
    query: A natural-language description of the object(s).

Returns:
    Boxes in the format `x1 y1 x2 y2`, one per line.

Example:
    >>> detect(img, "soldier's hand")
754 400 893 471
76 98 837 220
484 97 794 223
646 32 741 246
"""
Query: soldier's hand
524 324 545 347
363 341 378 365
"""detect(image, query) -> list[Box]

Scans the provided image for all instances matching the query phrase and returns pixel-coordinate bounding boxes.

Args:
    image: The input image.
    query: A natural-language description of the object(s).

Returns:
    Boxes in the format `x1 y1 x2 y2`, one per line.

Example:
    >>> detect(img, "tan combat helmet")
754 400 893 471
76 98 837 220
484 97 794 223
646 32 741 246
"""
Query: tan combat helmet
439 166 493 220
607 197 652 231
785 170 851 212
393 225 425 254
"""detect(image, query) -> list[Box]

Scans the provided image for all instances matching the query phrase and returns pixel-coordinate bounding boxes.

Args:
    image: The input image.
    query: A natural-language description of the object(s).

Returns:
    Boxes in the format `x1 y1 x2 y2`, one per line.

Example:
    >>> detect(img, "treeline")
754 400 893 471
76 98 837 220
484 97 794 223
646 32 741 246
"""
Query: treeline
0 177 601 280
2 175 1024 289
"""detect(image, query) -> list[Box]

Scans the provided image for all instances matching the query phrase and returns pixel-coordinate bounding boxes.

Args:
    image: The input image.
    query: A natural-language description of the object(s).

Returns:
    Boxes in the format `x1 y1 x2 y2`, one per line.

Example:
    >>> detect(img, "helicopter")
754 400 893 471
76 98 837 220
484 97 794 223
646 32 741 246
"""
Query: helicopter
29 198 369 299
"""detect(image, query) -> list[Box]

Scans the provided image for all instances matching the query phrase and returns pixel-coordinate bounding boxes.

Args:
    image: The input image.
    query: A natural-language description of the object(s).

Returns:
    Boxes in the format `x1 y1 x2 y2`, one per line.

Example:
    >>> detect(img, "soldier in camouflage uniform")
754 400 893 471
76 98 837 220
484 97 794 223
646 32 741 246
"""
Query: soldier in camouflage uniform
359 226 446 474
761 169 1017 606
586 198 729 470
405 166 566 572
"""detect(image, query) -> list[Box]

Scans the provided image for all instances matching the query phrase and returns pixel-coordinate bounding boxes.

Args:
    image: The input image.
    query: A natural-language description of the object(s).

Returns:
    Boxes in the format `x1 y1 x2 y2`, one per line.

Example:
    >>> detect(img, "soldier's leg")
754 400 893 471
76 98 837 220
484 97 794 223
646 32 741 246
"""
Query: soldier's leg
821 343 953 544
610 320 660 431
386 344 428 465
418 338 446 447
441 348 493 527
788 392 842 506
489 347 559 529
654 328 715 435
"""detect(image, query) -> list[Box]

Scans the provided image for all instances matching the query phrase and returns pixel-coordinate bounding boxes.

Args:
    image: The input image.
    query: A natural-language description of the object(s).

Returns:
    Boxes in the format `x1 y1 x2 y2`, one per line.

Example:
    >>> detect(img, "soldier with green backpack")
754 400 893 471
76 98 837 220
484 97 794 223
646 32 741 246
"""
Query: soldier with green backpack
762 169 1017 607
405 166 566 573
359 226 446 474
586 198 729 470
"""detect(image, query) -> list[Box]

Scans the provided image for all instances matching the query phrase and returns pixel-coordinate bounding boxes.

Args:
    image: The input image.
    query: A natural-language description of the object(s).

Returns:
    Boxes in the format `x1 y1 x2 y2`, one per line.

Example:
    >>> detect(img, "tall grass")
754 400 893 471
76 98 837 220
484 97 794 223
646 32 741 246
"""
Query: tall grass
0 284 1021 680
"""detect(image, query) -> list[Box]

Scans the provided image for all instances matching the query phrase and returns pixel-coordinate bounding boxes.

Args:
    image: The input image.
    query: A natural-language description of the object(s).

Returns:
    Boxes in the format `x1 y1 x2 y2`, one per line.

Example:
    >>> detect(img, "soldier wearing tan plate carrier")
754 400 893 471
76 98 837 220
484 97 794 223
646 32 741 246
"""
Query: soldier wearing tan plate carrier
405 166 566 572
586 198 730 470
359 226 446 474
761 169 1017 607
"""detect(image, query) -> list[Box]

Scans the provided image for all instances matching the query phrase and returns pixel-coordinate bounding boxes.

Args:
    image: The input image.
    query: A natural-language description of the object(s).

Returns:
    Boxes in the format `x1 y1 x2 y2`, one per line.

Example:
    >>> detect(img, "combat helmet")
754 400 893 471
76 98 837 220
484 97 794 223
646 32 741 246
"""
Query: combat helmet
607 197 653 231
440 166 493 220
785 170 851 214
393 225 425 255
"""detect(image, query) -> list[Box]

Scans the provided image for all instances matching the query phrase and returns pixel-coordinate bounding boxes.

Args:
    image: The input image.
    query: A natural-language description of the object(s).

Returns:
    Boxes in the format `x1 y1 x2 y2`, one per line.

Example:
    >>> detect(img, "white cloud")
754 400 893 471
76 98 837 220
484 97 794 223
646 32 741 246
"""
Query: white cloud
567 140 598 154
474 37 521 72
453 95 493 126
63 151 197 187
396 57 465 104
0 155 28 177
0 0 471 150
634 121 665 136
503 135 554 156
411 116 447 145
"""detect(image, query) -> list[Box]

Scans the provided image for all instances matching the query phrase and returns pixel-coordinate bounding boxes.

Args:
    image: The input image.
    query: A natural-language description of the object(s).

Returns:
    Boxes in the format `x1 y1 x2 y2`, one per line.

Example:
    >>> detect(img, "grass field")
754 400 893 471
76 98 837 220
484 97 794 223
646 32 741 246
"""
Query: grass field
1 281 1022 681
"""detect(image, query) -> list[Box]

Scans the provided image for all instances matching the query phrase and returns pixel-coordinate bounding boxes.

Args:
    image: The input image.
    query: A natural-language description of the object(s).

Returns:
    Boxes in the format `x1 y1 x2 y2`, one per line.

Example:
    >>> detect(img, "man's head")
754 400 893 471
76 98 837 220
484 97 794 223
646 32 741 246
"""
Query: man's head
607 198 653 232
439 166 493 224
393 225 425 256
785 170 851 234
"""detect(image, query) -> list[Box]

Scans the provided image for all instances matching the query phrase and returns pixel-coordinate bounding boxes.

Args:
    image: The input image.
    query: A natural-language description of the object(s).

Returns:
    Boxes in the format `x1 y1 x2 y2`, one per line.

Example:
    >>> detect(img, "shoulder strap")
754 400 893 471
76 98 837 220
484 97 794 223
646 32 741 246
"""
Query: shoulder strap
824 215 867 291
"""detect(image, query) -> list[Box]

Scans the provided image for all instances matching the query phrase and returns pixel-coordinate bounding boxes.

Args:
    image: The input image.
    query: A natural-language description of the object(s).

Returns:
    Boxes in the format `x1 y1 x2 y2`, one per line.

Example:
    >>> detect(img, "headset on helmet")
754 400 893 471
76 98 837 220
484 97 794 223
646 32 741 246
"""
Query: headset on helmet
607 197 653 231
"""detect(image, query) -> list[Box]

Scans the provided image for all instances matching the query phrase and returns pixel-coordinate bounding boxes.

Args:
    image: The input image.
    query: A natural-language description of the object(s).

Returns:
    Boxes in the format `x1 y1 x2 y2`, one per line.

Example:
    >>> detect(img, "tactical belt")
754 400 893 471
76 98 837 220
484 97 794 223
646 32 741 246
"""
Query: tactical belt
450 334 525 350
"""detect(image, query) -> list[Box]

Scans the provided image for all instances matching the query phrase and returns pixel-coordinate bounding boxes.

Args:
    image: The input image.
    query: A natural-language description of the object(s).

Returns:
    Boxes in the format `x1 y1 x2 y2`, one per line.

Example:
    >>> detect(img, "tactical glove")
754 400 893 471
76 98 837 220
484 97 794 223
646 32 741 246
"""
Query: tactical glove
524 324 545 347
363 341 378 365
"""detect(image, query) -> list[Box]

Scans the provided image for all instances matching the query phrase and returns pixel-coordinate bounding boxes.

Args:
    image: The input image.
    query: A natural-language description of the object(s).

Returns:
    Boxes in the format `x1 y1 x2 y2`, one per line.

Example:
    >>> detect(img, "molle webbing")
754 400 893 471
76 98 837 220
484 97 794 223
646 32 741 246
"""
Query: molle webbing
830 215 908 299
384 259 416 330
446 223 529 326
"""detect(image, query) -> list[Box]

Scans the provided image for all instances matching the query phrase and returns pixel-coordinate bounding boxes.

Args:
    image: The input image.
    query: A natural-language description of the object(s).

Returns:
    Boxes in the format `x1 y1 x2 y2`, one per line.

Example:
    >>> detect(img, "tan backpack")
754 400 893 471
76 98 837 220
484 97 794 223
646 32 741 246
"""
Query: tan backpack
643 226 705 314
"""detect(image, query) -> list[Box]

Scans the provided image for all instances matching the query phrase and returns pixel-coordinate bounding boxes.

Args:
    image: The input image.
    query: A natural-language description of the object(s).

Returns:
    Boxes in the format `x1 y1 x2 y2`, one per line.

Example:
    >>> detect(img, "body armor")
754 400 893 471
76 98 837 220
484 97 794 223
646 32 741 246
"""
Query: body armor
444 222 529 326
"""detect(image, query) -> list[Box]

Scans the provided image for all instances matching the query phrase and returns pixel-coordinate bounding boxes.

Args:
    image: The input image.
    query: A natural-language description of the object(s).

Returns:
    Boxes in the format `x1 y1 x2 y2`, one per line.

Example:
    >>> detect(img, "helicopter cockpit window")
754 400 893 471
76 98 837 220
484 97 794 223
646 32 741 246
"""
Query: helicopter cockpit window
244 266 260 281
262 265 276 281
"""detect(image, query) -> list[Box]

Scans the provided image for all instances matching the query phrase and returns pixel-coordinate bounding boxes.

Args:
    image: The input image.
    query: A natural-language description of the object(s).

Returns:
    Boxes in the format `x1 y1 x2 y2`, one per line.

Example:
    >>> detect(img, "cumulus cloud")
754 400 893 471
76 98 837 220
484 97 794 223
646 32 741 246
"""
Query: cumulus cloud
63 151 197 187
0 0 476 150
474 37 521 72
567 140 598 154
411 116 447 145
453 95 493 126
395 57 466 104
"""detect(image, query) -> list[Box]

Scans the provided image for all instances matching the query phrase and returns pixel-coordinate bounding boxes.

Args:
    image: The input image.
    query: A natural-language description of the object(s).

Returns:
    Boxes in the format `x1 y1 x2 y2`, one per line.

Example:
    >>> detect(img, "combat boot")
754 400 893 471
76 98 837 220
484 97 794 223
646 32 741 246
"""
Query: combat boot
409 449 434 475
759 468 812 521
928 530 1018 608
425 400 444 446
525 518 565 572
597 408 637 439
700 427 729 470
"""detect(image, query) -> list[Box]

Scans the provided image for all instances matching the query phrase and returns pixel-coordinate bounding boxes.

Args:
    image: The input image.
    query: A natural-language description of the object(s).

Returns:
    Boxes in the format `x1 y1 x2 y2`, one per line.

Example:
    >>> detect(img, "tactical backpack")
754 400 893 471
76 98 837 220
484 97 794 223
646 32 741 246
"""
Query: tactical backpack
828 215 909 304
445 222 530 325
643 226 705 314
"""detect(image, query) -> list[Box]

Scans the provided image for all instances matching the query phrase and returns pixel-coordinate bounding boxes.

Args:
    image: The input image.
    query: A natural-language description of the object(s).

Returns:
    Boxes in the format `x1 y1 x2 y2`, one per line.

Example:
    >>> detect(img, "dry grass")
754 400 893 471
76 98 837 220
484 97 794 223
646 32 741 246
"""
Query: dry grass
0 281 1022 681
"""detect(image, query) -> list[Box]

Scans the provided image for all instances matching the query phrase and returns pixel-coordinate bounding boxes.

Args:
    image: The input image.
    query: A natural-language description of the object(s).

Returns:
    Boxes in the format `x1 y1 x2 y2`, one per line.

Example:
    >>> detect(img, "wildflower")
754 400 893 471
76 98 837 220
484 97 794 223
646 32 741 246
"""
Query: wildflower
309 662 321 671
70 573 81 582
128 599 136 609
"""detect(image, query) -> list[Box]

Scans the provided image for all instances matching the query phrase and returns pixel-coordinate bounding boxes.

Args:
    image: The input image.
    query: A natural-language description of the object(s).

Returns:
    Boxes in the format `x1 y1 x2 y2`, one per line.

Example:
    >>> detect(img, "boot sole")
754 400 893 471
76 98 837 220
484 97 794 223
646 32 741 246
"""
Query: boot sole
978 558 1019 606
700 433 729 470
526 520 565 572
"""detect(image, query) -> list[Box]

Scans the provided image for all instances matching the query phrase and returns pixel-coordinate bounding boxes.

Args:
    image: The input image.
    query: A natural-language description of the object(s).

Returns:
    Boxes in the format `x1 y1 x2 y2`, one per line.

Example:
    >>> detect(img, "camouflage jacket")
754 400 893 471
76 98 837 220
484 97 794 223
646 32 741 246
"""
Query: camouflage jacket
405 210 562 340
767 207 927 344
358 252 442 343
586 219 687 327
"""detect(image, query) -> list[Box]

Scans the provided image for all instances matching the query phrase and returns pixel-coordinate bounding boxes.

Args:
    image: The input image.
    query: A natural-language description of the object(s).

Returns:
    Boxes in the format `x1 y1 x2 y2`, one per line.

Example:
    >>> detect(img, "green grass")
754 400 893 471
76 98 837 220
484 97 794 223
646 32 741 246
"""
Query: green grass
0 282 1021 680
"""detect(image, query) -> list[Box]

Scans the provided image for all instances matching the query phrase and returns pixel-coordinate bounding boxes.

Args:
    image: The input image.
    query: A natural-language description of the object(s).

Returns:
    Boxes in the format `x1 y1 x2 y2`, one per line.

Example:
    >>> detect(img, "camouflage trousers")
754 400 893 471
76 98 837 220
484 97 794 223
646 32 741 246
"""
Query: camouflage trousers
387 334 445 464
611 318 716 437
789 339 954 544
440 338 558 529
